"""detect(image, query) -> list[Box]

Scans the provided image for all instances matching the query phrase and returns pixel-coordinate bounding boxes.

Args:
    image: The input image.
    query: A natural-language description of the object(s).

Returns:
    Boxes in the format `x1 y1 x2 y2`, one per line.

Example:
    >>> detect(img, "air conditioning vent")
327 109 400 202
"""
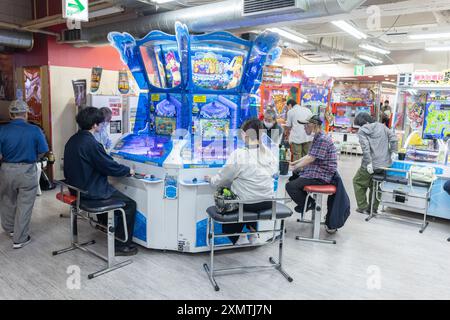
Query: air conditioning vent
243 0 307 17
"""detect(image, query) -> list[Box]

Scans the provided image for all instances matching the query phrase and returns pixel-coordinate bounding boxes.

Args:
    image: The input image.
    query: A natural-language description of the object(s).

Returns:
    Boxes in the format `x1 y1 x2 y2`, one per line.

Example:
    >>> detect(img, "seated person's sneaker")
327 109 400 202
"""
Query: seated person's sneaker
325 226 337 234
115 245 138 256
248 233 260 244
235 234 250 245
9 232 14 238
13 235 31 249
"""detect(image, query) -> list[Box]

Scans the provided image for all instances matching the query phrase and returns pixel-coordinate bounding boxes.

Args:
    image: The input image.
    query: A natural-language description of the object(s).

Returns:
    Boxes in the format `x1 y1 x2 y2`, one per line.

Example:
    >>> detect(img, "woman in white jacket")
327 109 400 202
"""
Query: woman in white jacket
206 118 278 245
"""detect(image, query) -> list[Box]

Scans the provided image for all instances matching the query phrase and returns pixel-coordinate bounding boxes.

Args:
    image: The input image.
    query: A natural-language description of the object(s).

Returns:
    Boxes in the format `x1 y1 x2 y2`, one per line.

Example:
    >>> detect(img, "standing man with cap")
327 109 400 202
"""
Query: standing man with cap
285 99 313 161
0 100 49 249
286 115 338 213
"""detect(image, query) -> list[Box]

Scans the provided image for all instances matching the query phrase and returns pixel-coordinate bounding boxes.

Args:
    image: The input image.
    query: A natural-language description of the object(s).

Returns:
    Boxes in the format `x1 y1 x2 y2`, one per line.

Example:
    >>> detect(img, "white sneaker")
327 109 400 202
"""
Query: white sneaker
9 232 14 238
235 235 250 245
13 236 31 249
248 233 260 244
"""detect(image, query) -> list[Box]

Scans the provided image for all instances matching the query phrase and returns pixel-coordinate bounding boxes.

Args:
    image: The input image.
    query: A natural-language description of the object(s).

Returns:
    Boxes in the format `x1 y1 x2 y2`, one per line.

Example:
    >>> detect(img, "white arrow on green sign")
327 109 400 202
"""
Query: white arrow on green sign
63 0 89 22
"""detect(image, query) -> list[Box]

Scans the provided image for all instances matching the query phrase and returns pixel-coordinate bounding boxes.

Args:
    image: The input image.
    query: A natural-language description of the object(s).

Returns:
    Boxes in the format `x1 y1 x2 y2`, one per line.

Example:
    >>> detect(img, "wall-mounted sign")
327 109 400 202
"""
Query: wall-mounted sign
24 67 42 126
72 79 87 107
413 70 450 87
118 70 129 94
354 65 365 76
63 0 89 22
262 65 283 85
90 67 102 93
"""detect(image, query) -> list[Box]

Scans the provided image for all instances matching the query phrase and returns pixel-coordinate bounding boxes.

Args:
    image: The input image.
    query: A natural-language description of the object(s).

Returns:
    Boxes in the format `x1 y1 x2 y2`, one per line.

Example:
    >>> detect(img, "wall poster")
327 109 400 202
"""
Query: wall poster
23 67 42 126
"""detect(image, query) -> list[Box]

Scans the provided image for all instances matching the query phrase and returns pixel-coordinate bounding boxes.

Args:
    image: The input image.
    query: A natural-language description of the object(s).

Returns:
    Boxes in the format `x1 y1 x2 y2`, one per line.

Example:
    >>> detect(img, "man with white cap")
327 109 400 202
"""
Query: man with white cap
0 100 48 249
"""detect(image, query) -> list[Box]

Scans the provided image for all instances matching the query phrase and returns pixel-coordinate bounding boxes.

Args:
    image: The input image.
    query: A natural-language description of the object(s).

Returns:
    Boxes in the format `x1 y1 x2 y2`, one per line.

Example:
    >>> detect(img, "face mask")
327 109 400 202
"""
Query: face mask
264 121 274 129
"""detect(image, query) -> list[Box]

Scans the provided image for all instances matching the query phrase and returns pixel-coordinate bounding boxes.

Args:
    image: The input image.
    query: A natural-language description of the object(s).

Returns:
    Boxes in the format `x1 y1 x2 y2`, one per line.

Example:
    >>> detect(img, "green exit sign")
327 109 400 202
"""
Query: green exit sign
354 65 365 76
63 0 88 22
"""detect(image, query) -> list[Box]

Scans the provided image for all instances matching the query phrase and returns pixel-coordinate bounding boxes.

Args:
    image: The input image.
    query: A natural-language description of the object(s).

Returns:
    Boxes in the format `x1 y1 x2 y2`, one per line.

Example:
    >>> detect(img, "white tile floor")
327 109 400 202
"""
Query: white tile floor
1 155 450 299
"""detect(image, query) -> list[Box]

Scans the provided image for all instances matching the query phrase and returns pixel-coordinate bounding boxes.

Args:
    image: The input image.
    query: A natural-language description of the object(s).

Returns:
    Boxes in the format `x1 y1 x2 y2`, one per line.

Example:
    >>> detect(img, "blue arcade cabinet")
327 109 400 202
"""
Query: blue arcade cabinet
107 23 281 252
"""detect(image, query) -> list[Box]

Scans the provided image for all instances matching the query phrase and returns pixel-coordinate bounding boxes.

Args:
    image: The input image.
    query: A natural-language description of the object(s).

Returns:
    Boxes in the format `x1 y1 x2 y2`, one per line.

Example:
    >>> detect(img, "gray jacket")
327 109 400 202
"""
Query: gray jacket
358 122 398 169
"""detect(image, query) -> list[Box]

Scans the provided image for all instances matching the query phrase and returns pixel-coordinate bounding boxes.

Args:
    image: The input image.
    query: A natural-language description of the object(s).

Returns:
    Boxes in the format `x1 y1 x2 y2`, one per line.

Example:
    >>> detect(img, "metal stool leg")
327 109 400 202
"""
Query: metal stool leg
296 193 336 244
203 217 220 291
269 219 293 282
366 180 378 222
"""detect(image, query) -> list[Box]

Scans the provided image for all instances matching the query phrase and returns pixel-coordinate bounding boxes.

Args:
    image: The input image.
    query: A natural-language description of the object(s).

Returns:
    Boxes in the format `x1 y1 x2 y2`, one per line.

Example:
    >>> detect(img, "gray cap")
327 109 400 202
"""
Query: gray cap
9 100 29 114
297 114 322 125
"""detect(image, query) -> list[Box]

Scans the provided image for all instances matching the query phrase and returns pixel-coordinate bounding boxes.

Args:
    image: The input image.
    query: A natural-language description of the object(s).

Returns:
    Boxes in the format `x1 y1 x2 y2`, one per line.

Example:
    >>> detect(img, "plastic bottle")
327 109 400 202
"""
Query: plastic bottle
285 148 291 162
280 145 286 161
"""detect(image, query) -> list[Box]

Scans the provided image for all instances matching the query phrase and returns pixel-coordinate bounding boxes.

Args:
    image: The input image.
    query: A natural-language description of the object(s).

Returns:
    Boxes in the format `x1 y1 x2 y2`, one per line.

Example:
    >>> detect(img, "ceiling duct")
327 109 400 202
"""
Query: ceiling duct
243 0 306 17
82 0 366 45
0 29 33 50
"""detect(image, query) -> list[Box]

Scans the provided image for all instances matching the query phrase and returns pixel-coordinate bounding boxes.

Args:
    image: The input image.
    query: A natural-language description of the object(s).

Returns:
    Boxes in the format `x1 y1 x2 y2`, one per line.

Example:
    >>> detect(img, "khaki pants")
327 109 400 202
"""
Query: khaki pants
0 163 38 243
352 166 379 211
291 142 311 161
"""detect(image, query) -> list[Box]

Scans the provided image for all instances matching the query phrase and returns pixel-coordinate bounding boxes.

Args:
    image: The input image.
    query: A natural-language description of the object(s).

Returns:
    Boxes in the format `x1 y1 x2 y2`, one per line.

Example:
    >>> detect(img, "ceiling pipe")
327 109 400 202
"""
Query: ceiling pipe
84 0 367 45
0 29 33 50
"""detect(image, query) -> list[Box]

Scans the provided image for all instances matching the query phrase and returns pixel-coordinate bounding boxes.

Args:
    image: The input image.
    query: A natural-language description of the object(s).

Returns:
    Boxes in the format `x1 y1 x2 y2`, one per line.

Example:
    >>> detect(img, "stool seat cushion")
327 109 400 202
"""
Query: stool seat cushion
303 185 336 194
56 192 77 205
206 203 293 223
79 199 126 213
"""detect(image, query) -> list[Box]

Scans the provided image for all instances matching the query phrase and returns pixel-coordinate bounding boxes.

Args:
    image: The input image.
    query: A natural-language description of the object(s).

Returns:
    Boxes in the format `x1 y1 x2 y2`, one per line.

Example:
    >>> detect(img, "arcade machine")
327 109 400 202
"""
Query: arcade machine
107 23 281 252
259 83 301 123
300 81 331 128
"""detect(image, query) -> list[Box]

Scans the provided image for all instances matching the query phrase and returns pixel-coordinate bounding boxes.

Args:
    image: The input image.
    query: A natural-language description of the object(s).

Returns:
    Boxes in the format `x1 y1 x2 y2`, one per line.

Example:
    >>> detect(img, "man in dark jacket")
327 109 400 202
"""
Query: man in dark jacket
64 107 137 256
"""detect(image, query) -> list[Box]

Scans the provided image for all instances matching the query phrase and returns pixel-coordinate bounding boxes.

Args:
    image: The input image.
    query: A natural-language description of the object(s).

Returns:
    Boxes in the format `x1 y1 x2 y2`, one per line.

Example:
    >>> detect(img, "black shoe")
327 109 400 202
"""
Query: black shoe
356 207 368 214
13 235 31 249
115 245 138 256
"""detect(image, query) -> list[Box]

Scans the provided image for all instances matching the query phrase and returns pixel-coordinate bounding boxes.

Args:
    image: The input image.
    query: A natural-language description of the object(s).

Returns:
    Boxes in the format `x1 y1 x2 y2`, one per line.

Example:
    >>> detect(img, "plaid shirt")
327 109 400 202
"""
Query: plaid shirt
300 132 337 183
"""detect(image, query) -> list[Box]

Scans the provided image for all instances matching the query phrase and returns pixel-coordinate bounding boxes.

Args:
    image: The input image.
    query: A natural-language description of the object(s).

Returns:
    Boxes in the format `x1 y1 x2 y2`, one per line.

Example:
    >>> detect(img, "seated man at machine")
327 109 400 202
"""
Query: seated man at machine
352 112 398 214
286 115 338 214
205 118 278 245
64 107 138 256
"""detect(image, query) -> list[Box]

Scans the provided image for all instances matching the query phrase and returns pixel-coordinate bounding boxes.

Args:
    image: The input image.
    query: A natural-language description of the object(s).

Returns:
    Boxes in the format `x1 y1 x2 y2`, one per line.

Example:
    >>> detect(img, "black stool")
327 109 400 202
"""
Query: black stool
203 198 294 291
53 181 132 279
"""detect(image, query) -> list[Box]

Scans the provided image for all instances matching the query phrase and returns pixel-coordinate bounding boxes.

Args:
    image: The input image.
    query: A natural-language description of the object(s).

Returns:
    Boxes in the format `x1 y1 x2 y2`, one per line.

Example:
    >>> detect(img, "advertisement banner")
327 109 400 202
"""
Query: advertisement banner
24 67 42 126
118 70 130 94
90 67 102 93
72 79 87 107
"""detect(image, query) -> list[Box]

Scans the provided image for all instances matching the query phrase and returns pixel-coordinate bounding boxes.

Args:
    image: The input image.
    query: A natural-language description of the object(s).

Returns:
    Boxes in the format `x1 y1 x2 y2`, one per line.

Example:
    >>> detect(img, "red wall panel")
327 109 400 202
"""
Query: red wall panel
14 34 49 68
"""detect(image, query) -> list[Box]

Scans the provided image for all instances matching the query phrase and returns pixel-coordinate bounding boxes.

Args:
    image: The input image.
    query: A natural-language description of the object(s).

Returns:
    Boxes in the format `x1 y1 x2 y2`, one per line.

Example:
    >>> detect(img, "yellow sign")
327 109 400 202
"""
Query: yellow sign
151 94 160 101
193 95 207 103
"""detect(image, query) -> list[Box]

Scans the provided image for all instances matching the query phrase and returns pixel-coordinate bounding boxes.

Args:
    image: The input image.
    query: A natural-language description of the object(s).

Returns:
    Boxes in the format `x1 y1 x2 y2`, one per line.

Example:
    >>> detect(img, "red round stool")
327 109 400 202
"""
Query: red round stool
296 184 337 244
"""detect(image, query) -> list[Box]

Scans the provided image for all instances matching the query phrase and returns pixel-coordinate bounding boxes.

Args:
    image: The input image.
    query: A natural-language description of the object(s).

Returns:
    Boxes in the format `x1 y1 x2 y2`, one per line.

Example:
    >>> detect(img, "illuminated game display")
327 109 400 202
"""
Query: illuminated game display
107 23 281 252
423 92 450 139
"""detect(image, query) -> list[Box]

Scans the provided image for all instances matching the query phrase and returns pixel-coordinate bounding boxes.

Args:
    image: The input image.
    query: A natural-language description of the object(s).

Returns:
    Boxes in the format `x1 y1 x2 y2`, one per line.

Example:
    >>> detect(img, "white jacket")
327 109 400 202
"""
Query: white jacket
210 146 278 201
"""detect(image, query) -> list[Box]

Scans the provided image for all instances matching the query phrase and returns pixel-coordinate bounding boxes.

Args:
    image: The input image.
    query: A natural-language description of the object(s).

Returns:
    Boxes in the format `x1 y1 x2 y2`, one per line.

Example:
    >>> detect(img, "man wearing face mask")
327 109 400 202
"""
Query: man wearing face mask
262 109 283 145
286 115 338 213
94 107 113 151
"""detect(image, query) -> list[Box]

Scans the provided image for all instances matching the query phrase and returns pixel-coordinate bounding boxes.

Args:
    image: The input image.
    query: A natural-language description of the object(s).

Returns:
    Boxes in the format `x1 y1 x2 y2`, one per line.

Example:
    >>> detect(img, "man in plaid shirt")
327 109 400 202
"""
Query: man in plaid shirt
286 115 337 213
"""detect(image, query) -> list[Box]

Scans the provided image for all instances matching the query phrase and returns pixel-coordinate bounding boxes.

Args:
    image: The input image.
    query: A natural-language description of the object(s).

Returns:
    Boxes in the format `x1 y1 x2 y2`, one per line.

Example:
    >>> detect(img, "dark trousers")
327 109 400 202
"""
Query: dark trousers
96 190 137 247
222 201 273 244
286 177 328 212
444 180 450 195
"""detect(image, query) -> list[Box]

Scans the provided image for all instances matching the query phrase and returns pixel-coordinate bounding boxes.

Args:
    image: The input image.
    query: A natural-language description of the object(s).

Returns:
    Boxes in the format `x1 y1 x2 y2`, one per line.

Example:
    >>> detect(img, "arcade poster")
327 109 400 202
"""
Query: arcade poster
0 54 14 101
72 79 87 107
118 70 130 94
90 67 102 93
23 67 42 126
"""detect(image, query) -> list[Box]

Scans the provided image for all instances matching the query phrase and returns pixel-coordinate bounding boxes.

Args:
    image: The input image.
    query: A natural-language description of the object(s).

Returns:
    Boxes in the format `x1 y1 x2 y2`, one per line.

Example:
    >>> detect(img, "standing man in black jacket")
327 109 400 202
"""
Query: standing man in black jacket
64 107 137 256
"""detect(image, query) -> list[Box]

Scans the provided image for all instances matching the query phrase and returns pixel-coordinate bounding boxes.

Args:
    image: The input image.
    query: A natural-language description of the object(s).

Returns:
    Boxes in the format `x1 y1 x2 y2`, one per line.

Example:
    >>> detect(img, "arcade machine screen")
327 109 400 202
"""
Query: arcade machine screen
423 94 450 139
356 106 371 115
200 118 230 140
334 106 352 127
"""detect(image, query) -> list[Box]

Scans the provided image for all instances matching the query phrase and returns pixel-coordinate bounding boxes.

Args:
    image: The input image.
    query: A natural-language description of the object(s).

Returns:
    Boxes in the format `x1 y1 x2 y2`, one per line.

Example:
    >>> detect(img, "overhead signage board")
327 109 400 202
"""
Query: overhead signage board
63 0 89 22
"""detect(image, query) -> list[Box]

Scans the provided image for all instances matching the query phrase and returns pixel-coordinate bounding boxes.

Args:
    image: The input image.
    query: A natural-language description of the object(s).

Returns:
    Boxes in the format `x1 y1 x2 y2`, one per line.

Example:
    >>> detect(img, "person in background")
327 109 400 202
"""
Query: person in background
381 100 392 128
64 107 137 256
205 118 278 245
286 115 337 215
444 180 450 195
0 100 49 249
285 99 313 161
94 107 113 151
262 108 284 145
352 112 398 214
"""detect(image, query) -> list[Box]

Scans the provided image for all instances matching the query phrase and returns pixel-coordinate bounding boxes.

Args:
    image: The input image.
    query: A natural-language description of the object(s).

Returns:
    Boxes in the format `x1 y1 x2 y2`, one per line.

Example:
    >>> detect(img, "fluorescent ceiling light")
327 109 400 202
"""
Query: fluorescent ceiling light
153 0 174 3
359 43 390 55
331 20 367 40
382 81 396 86
425 46 450 51
409 32 450 40
89 6 124 18
268 28 308 44
357 54 383 64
